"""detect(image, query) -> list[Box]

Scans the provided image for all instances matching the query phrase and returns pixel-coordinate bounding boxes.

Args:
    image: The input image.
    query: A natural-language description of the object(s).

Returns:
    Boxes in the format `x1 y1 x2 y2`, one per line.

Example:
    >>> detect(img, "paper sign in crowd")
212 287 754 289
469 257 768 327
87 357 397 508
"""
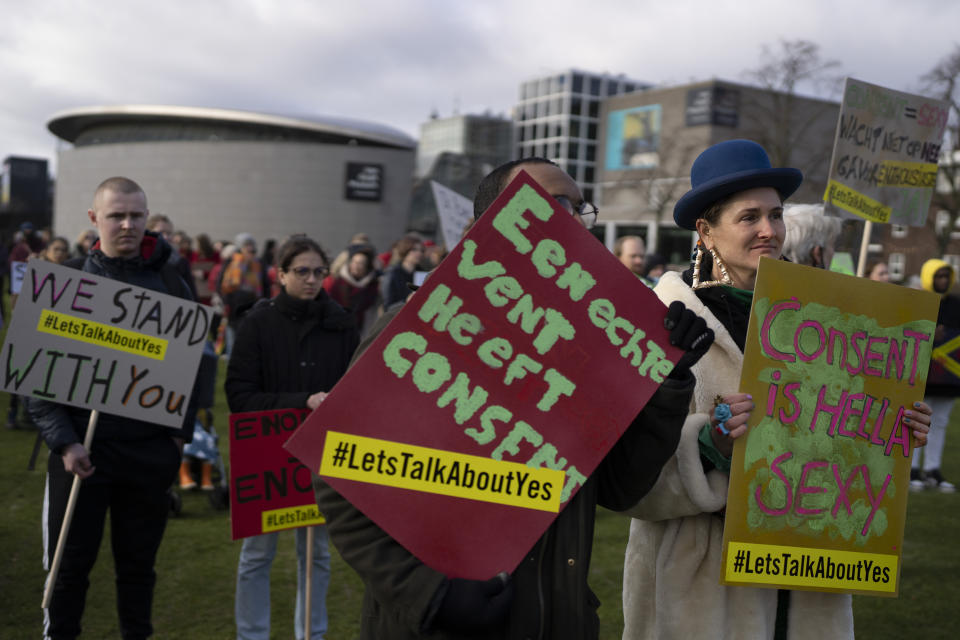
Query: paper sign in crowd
0 261 209 428
823 77 949 226
230 408 325 540
721 259 938 596
286 170 683 579
431 180 474 252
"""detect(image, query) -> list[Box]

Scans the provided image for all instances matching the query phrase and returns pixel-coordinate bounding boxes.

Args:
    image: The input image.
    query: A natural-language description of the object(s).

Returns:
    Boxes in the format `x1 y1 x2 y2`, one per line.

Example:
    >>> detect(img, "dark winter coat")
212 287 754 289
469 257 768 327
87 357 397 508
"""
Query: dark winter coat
225 289 359 412
380 263 414 309
313 304 694 640
30 232 198 453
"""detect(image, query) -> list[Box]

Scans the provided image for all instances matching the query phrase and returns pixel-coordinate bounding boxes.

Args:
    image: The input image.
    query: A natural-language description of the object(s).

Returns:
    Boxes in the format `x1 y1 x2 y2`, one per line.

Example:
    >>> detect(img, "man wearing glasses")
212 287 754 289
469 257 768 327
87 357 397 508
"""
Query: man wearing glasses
314 158 712 640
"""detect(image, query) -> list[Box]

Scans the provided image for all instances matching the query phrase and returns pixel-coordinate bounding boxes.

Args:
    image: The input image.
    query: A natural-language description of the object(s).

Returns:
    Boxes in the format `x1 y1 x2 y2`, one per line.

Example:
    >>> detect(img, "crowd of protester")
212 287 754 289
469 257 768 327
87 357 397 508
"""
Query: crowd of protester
1 147 953 640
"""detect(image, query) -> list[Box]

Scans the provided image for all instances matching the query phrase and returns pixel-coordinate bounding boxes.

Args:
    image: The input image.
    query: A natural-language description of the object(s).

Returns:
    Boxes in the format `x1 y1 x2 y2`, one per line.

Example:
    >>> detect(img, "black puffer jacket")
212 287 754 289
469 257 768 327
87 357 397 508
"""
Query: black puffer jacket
313 305 695 640
30 232 197 452
225 289 359 412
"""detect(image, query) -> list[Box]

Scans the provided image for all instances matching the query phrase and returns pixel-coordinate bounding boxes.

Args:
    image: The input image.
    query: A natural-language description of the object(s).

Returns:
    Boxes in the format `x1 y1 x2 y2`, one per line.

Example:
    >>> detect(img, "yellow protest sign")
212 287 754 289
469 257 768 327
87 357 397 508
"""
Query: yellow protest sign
721 258 938 596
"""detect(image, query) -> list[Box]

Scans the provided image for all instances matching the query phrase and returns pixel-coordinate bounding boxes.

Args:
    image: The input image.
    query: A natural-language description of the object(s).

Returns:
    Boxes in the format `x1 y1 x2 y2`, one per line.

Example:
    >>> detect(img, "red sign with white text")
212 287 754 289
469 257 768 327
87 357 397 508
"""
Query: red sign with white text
229 408 323 540
285 171 682 578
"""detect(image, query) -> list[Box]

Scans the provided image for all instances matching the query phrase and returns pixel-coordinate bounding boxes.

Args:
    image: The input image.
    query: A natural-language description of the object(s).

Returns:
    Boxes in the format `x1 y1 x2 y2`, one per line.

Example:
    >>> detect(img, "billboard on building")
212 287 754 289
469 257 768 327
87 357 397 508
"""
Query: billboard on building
344 163 384 201
685 87 740 128
605 105 661 170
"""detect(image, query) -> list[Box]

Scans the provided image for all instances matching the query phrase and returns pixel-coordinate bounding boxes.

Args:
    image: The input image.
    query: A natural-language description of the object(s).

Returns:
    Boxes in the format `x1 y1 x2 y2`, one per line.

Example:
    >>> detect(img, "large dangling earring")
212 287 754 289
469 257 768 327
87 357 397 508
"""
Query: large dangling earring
692 240 733 290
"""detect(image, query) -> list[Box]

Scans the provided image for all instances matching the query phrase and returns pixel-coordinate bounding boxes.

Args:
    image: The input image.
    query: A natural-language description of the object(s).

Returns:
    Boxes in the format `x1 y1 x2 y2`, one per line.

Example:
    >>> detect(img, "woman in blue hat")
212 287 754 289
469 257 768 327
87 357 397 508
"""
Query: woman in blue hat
619 140 933 639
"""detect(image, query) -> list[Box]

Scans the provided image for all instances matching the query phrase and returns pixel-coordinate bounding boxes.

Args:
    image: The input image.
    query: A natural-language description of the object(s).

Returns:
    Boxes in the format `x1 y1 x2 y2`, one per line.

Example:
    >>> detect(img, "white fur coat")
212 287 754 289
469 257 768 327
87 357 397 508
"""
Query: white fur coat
621 271 853 640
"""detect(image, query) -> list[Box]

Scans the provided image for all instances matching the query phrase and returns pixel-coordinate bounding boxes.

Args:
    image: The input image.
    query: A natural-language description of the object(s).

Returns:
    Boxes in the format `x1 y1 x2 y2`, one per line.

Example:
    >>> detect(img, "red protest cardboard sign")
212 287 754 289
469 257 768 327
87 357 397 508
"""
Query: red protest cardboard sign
285 170 683 579
229 409 324 540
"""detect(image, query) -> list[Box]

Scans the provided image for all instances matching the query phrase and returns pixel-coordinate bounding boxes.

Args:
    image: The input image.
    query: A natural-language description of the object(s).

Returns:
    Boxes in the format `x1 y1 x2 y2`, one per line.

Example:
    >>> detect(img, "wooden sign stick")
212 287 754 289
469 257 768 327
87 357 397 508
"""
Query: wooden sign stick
42 409 99 609
304 526 313 640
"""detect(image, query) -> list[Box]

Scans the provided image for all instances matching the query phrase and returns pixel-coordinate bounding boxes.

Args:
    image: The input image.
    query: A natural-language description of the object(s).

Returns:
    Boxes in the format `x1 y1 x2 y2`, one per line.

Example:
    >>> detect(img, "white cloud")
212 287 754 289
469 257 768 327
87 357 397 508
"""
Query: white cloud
1 0 959 169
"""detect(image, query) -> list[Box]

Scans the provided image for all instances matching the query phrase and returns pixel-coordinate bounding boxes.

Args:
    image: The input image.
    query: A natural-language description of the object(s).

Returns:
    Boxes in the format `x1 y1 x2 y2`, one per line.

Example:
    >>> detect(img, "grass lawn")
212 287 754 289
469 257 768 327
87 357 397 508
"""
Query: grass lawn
2 358 959 638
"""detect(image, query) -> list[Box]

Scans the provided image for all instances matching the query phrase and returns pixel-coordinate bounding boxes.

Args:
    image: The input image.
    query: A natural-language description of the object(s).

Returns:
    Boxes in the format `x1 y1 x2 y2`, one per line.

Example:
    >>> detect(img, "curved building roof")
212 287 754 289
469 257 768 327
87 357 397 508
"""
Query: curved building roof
47 104 417 150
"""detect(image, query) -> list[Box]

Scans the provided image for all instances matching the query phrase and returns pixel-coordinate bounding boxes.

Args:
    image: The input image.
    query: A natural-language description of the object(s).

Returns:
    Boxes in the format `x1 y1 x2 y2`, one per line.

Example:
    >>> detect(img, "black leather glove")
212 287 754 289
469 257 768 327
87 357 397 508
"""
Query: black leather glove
664 300 714 378
431 572 514 633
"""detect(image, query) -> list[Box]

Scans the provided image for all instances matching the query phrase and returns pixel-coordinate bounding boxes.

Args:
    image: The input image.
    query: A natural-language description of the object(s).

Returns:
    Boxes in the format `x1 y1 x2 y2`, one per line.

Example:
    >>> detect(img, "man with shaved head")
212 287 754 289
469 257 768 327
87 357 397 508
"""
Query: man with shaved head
31 177 197 640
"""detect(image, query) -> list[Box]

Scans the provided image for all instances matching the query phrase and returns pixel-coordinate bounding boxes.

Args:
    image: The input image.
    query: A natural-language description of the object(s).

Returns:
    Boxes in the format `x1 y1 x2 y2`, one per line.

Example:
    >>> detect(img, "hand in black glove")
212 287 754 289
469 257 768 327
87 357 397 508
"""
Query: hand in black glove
432 572 514 634
664 300 714 378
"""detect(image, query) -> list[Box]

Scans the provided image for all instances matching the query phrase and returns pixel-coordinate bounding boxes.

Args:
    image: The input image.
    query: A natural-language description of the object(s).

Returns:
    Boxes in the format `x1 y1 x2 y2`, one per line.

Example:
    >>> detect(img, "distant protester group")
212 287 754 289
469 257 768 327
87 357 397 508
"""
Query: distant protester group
9 139 955 640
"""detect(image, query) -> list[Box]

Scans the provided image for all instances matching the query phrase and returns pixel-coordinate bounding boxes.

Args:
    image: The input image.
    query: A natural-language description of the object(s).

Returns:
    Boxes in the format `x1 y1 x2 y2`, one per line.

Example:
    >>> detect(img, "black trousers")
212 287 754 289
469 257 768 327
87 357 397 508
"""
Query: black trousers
44 436 180 640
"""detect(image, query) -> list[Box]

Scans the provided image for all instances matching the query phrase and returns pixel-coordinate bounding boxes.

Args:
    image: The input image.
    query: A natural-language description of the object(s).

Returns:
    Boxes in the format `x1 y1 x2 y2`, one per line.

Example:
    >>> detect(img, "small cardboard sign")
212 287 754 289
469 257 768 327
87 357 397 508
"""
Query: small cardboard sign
721 258 938 596
285 170 683 579
0 261 209 428
431 180 474 251
823 78 949 226
229 409 325 540
929 328 960 388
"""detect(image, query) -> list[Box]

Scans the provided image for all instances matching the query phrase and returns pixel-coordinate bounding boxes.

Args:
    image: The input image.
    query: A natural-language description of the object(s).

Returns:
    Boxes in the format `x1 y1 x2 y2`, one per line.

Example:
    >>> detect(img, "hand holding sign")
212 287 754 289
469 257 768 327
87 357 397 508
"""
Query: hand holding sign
61 443 95 478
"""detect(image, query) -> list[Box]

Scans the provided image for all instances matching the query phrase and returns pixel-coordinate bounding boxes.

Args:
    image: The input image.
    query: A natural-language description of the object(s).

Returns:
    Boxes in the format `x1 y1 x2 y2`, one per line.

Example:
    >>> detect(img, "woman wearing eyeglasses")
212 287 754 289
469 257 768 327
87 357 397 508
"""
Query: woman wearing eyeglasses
226 234 359 640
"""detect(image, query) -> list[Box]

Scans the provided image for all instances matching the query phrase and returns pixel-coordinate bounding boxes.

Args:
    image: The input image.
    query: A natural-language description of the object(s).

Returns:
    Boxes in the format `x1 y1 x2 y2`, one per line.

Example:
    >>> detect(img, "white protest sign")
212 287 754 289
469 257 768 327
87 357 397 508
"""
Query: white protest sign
1 261 209 428
823 78 949 226
431 180 474 250
10 261 26 294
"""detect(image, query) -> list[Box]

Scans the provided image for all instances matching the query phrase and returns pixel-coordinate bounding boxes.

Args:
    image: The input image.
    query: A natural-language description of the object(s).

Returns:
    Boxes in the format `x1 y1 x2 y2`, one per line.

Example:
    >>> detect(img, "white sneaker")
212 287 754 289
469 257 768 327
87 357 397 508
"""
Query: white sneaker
910 479 926 492
924 469 956 493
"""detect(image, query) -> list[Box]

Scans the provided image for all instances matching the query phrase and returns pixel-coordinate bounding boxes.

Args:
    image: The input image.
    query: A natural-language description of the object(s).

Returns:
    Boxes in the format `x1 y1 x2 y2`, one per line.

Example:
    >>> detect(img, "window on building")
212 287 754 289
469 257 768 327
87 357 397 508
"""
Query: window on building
936 209 950 235
624 82 635 93
888 253 906 281
585 144 596 162
659 226 697 266
571 97 582 116
569 141 579 160
589 77 601 96
587 122 598 139
584 186 594 202
891 224 908 239
517 127 525 143
584 166 594 183
946 254 960 274
572 73 583 93
588 100 599 118
570 118 580 137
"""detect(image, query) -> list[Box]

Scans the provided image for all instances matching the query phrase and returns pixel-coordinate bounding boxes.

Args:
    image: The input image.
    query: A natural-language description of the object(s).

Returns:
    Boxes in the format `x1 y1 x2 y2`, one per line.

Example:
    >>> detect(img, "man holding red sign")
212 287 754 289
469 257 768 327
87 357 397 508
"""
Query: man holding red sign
313 159 714 640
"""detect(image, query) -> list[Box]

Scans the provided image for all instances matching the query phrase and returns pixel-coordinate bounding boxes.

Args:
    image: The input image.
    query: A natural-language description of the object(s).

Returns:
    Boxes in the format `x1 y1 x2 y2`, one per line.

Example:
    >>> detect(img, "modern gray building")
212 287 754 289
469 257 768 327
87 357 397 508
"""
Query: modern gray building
514 70 651 204
48 105 416 255
597 79 840 264
415 112 513 178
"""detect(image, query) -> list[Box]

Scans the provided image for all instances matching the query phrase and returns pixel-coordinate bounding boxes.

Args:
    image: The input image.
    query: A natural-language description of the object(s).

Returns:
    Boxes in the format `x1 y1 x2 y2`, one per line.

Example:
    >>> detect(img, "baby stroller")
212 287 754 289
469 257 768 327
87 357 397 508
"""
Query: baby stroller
170 341 229 515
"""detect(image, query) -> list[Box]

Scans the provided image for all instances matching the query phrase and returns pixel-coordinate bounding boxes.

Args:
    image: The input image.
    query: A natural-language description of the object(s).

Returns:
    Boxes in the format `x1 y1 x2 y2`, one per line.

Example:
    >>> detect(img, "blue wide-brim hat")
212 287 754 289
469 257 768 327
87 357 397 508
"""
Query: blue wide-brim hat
673 139 803 230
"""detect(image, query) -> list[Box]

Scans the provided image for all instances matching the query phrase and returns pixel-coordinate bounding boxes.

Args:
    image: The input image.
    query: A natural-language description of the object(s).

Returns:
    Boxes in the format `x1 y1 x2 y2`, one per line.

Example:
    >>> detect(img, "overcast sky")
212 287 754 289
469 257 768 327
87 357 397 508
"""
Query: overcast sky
1 0 957 172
